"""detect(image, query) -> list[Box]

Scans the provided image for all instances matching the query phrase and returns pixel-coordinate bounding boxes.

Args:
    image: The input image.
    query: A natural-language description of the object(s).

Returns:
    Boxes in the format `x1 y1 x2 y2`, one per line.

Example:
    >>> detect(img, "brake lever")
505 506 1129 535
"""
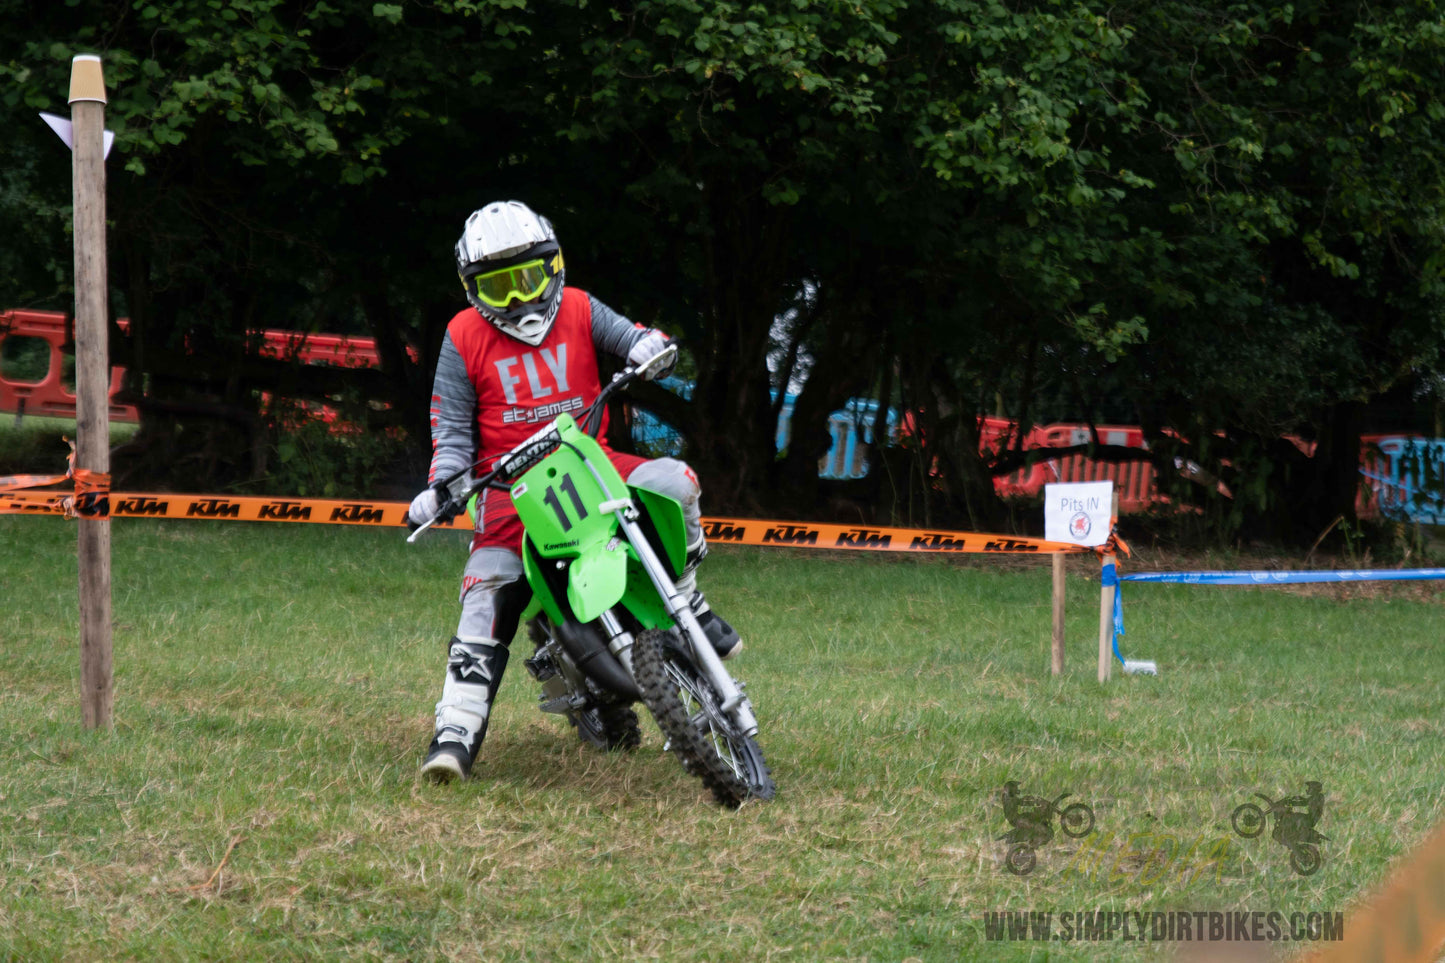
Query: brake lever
406 492 467 543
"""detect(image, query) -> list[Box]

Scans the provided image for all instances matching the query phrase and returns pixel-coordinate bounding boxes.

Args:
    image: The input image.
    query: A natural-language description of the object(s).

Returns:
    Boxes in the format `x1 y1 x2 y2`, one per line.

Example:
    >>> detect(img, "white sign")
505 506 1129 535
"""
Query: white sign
1044 481 1113 547
40 112 115 160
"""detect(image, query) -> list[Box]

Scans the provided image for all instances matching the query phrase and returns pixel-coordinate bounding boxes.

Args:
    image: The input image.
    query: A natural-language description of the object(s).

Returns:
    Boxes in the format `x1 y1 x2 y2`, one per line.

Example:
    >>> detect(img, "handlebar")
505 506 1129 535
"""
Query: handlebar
406 343 678 543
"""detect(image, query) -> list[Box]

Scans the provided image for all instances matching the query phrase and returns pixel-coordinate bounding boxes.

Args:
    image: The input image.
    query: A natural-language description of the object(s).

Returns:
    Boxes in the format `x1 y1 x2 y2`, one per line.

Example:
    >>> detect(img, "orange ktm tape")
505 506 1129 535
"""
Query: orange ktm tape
97 493 469 528
1297 817 1445 963
0 472 71 492
701 517 1090 554
0 490 70 515
4 491 1093 554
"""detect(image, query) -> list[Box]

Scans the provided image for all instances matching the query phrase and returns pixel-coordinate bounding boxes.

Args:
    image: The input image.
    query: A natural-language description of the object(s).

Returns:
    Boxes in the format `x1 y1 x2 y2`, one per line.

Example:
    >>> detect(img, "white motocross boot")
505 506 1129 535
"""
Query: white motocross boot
421 637 508 782
675 537 742 661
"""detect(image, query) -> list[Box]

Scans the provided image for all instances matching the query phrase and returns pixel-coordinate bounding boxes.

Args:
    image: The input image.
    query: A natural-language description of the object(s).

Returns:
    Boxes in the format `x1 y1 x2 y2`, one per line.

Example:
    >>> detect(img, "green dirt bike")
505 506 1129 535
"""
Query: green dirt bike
408 345 774 807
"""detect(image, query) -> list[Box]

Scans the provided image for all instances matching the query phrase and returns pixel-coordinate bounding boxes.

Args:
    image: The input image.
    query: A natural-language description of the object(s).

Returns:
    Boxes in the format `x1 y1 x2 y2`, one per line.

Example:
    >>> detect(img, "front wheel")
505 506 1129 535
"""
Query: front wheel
1059 802 1095 839
1232 803 1266 839
631 629 775 808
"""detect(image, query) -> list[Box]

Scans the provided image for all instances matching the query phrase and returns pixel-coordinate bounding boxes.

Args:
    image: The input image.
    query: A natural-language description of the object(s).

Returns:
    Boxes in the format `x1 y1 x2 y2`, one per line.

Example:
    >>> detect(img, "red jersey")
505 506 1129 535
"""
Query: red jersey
440 287 613 472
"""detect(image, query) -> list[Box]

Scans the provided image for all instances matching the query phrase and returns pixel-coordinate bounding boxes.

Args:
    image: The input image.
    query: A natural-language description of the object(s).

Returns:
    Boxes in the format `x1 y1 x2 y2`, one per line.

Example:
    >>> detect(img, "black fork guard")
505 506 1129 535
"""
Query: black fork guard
551 618 643 701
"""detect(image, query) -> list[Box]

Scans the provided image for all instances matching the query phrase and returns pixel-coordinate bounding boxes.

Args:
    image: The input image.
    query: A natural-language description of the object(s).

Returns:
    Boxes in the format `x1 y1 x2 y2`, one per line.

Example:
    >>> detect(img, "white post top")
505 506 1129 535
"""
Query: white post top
69 54 107 105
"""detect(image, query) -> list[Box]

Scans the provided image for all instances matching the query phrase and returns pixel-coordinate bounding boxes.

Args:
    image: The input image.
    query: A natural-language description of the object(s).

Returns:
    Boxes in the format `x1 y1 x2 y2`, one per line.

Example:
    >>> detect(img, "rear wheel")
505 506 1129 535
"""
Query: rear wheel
570 704 642 751
1005 844 1037 876
1290 844 1322 876
631 628 775 808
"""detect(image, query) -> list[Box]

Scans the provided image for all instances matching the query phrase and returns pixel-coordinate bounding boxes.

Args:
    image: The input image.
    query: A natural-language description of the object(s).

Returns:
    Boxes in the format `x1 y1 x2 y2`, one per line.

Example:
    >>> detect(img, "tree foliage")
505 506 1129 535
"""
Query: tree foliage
3 0 1444 543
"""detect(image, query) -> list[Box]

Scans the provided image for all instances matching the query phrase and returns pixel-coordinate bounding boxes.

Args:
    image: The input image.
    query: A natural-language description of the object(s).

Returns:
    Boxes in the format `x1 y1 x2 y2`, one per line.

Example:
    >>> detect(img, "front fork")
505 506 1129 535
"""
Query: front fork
611 508 760 738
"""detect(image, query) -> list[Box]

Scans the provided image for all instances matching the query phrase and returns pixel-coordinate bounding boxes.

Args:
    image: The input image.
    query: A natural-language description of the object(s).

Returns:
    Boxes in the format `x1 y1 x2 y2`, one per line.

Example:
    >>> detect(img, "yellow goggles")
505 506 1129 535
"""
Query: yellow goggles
471 259 552 309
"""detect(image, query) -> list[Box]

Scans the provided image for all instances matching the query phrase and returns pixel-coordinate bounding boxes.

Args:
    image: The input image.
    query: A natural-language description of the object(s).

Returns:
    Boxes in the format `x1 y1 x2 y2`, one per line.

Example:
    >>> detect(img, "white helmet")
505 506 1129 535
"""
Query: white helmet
455 200 565 346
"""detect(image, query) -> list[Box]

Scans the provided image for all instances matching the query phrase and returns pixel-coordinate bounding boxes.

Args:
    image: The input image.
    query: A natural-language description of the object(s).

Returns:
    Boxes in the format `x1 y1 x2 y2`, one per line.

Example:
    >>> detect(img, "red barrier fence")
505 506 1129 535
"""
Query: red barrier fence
0 309 387 424
0 310 136 421
980 417 1162 512
0 309 1412 518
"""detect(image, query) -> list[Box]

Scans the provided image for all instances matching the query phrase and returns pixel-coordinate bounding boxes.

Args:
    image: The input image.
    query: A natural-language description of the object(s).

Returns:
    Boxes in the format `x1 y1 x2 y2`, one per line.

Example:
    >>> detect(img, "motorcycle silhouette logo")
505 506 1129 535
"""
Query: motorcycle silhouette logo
997 780 1096 876
1231 781 1327 876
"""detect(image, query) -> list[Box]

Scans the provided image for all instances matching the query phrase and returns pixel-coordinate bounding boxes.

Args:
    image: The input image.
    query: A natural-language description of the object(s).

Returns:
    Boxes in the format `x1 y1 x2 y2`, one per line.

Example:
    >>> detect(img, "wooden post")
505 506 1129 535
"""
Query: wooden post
1050 554 1065 676
1097 492 1119 683
71 54 113 730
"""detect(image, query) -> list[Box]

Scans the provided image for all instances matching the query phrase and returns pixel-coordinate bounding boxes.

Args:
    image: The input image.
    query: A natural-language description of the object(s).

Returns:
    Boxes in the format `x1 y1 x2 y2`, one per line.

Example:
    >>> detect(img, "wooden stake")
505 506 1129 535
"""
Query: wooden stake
71 54 113 730
1051 554 1065 676
1097 492 1120 683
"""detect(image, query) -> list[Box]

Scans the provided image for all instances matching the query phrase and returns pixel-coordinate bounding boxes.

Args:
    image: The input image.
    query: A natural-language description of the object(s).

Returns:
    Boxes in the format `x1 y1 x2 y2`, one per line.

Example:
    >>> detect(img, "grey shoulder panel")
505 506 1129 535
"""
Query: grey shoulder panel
589 293 649 359
428 331 478 483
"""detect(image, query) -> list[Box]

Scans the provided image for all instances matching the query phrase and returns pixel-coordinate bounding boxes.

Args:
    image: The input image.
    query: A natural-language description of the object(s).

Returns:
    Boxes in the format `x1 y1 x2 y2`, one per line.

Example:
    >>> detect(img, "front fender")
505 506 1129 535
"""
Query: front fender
567 540 629 624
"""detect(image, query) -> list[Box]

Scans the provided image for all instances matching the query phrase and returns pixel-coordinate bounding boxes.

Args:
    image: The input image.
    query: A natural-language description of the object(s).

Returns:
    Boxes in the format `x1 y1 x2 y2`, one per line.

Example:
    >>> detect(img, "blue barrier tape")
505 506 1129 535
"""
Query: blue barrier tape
1118 568 1445 585
1103 567 1445 669
1101 560 1126 665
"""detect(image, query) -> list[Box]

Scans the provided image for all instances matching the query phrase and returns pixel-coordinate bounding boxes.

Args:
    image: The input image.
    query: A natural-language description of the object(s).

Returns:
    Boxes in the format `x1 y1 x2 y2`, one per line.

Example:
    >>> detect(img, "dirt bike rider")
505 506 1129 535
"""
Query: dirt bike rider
1272 781 1325 847
409 200 741 783
1000 781 1054 849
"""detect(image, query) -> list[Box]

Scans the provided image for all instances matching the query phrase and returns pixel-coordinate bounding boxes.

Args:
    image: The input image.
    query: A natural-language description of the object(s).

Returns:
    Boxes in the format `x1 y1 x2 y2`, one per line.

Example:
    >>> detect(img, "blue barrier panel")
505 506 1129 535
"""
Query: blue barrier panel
1362 436 1445 524
1103 566 1445 673
630 380 897 480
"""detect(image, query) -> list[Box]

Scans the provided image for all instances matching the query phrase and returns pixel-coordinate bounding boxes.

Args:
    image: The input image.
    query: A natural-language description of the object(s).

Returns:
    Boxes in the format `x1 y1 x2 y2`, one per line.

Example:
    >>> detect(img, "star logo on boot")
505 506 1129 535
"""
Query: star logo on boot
448 646 494 683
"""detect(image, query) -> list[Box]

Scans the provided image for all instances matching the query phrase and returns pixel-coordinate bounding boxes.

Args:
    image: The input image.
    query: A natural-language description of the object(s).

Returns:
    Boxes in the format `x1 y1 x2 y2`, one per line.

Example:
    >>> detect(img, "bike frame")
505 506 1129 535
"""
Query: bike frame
410 346 760 738
509 413 758 737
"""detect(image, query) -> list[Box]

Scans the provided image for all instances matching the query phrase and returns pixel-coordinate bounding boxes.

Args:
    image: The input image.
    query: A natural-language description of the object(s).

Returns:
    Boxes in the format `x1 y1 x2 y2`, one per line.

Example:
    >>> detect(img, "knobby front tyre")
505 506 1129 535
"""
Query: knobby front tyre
1059 803 1095 839
631 628 775 808
1231 803 1266 839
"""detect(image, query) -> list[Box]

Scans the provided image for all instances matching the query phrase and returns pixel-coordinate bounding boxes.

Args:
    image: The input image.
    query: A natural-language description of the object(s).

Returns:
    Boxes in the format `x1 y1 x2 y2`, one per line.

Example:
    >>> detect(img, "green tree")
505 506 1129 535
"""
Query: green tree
1100 0 1445 541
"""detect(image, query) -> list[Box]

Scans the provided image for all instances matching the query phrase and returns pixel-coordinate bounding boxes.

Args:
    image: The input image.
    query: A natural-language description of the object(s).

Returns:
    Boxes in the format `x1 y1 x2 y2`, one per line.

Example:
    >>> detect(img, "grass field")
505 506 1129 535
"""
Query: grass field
1 516 1443 961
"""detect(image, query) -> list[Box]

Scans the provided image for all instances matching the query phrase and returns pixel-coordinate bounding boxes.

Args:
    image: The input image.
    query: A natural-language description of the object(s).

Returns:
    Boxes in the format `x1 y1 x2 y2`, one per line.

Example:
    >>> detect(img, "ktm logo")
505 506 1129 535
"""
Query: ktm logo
910 533 969 551
703 521 746 542
835 528 892 549
258 501 311 521
762 524 818 545
984 538 1039 553
117 496 170 516
329 503 385 524
186 499 240 518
